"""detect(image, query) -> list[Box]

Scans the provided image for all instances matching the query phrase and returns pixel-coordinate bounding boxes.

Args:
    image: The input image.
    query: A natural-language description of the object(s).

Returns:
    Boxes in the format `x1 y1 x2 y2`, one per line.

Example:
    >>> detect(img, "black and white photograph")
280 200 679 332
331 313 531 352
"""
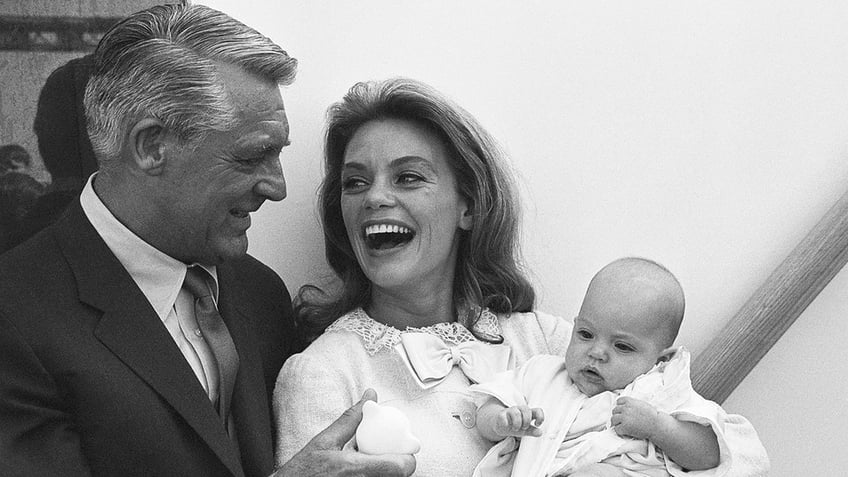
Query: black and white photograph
2 1 847 475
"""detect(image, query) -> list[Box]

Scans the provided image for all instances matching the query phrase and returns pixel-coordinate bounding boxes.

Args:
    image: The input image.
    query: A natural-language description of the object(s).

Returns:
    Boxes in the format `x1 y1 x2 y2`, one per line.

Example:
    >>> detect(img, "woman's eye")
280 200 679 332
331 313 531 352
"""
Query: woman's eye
341 177 367 191
614 343 635 352
397 172 424 184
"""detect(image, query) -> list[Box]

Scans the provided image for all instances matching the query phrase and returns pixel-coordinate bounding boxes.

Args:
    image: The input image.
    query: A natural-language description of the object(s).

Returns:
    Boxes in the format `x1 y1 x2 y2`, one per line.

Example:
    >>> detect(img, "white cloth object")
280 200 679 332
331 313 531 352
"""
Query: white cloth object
471 348 769 477
275 310 768 477
274 309 573 477
397 332 512 388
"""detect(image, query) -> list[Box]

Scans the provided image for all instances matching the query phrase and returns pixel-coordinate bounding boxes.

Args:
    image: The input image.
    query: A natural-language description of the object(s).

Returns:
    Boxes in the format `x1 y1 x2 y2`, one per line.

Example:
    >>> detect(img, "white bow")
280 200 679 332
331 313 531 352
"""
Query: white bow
396 332 512 389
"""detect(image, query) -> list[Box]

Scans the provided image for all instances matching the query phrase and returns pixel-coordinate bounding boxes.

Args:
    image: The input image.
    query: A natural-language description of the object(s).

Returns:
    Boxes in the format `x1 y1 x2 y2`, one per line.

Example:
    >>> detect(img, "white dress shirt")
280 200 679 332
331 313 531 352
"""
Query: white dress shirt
80 174 220 399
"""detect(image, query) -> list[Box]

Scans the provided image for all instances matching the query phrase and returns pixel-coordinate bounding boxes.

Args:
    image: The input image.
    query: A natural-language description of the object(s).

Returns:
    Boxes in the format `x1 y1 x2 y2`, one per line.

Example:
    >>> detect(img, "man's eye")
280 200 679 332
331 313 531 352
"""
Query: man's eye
614 343 635 352
235 156 260 166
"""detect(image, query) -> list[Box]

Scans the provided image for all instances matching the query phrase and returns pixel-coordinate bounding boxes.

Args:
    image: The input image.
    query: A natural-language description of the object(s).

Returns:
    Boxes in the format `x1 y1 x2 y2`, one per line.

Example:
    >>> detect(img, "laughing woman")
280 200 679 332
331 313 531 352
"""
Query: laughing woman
273 78 572 475
273 78 768 477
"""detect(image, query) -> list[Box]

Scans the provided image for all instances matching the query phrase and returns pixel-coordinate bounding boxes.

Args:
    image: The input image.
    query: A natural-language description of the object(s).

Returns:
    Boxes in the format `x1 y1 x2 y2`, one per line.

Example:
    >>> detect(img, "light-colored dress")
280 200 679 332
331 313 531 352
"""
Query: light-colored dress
273 308 573 476
470 349 770 477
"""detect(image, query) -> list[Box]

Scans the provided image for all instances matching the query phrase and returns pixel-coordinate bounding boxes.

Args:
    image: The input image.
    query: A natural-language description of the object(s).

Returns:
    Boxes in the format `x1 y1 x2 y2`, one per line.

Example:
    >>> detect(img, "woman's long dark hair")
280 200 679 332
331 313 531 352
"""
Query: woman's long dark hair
296 78 534 343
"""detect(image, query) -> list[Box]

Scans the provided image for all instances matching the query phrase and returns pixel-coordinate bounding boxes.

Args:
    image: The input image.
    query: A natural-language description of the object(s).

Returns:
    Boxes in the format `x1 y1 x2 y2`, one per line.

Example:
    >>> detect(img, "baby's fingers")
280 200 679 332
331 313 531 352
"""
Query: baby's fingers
526 409 544 438
530 407 545 428
503 406 535 431
610 413 622 427
496 408 519 434
504 407 528 431
518 406 536 430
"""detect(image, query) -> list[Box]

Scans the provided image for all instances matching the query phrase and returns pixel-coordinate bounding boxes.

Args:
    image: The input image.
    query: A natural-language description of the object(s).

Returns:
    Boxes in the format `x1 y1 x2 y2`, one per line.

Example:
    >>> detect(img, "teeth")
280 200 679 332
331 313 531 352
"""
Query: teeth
365 224 412 236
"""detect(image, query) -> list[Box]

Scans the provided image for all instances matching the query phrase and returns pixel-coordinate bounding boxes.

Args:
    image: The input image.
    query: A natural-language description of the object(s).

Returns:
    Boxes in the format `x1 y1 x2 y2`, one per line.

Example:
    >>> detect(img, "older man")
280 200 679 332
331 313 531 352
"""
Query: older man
0 4 414 477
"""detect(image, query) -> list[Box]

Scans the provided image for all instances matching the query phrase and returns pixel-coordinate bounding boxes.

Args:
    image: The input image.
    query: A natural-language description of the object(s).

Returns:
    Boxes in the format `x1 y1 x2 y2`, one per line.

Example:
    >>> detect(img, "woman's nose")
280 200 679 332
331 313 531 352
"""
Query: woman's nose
254 158 287 201
364 180 396 209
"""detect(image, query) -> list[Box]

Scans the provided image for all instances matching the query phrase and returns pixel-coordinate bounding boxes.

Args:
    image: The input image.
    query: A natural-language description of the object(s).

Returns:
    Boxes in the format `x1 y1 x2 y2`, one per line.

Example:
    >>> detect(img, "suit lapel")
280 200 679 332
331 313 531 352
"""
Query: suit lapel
218 264 275 476
55 201 245 477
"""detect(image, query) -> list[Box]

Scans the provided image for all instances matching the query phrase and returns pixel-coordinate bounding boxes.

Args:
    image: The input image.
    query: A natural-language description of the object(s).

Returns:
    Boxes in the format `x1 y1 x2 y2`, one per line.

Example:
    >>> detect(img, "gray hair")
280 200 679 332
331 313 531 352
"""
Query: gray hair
84 3 297 165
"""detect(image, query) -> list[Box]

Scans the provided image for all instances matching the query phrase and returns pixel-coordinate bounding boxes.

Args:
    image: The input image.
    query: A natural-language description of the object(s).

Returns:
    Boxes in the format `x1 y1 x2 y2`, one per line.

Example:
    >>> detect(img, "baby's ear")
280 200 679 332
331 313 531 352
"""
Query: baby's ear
656 347 678 363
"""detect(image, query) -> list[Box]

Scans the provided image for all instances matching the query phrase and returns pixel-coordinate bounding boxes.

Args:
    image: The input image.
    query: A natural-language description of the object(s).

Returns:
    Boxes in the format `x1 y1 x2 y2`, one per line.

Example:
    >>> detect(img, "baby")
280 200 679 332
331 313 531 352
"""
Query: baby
472 257 730 477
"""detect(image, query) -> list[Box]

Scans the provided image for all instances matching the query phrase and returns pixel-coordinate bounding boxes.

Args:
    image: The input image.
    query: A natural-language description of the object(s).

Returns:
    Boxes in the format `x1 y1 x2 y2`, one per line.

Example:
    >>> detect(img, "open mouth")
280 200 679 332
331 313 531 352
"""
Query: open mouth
364 224 415 250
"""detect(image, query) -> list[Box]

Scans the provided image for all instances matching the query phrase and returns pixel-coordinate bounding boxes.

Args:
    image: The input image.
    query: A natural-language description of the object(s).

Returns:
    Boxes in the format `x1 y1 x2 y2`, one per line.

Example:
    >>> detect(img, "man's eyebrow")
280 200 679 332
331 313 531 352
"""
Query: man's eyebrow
239 137 289 156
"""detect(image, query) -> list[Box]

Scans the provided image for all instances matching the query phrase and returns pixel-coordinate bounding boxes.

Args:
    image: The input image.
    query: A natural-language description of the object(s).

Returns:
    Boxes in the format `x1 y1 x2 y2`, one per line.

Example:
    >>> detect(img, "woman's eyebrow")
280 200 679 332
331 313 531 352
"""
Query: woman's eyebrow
341 156 437 174
342 162 367 172
390 156 436 173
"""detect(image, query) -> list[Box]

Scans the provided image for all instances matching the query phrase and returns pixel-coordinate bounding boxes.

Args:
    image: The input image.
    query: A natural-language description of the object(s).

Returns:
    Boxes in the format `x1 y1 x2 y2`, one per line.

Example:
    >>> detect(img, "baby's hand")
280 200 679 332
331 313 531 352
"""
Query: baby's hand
611 396 659 440
493 405 544 438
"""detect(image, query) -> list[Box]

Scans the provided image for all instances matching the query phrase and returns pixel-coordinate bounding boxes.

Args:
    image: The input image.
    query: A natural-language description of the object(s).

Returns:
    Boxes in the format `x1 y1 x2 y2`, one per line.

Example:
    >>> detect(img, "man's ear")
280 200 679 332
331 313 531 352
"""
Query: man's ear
128 118 168 175
657 346 678 363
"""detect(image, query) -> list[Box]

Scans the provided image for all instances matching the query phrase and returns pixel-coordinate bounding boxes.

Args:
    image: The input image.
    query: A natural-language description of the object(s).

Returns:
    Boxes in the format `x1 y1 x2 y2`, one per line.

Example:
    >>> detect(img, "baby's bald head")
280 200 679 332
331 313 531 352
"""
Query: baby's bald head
582 257 685 349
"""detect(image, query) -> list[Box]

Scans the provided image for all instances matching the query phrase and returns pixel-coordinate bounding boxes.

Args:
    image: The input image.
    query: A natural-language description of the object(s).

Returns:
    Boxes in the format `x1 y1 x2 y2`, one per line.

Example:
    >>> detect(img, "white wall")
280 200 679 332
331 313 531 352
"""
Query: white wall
203 1 848 473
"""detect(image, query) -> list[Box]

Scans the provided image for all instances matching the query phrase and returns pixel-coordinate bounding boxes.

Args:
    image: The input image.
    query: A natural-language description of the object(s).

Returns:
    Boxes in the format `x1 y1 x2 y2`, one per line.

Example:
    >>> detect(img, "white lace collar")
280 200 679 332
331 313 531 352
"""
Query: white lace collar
326 307 502 356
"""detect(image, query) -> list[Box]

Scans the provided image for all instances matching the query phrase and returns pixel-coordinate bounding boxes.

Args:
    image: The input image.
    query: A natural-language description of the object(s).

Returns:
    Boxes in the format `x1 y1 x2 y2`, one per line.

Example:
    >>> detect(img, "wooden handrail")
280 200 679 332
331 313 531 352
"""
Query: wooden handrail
692 187 848 403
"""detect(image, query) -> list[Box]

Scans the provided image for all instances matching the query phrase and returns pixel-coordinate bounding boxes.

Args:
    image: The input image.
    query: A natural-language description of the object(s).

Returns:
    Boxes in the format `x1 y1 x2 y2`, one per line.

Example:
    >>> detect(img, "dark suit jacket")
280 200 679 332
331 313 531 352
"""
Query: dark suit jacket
0 200 300 477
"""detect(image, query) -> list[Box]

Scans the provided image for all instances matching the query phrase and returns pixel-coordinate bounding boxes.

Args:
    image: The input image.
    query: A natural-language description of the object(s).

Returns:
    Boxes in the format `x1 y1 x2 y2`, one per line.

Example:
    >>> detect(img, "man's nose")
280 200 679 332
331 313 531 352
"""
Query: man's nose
254 158 287 201
364 179 396 209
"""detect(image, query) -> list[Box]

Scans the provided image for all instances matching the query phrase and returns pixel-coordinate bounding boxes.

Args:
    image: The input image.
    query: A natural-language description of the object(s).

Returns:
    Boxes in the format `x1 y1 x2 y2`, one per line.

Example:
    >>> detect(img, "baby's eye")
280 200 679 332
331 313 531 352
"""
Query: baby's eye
614 342 635 352
576 329 593 340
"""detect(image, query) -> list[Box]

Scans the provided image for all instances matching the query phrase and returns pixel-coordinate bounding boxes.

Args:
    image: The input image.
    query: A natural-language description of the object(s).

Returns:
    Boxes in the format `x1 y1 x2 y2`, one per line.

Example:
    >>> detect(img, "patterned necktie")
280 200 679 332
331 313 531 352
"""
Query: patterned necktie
183 266 239 428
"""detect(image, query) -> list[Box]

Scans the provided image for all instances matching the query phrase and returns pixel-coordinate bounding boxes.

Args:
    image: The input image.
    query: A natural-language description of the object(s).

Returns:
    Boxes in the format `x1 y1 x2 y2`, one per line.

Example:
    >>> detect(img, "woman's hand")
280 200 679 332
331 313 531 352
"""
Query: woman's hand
272 389 416 477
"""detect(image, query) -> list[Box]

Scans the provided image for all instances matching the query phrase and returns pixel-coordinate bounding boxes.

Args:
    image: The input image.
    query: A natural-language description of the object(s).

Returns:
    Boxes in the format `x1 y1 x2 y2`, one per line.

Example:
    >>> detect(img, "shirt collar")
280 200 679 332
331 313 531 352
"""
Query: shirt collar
80 173 218 321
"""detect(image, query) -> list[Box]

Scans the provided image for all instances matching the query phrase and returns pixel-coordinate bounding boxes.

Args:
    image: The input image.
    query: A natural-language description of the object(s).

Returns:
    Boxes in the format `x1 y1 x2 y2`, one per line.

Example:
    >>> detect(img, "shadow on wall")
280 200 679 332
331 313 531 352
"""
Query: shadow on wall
1 54 99 255
34 54 98 194
0 165 46 254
